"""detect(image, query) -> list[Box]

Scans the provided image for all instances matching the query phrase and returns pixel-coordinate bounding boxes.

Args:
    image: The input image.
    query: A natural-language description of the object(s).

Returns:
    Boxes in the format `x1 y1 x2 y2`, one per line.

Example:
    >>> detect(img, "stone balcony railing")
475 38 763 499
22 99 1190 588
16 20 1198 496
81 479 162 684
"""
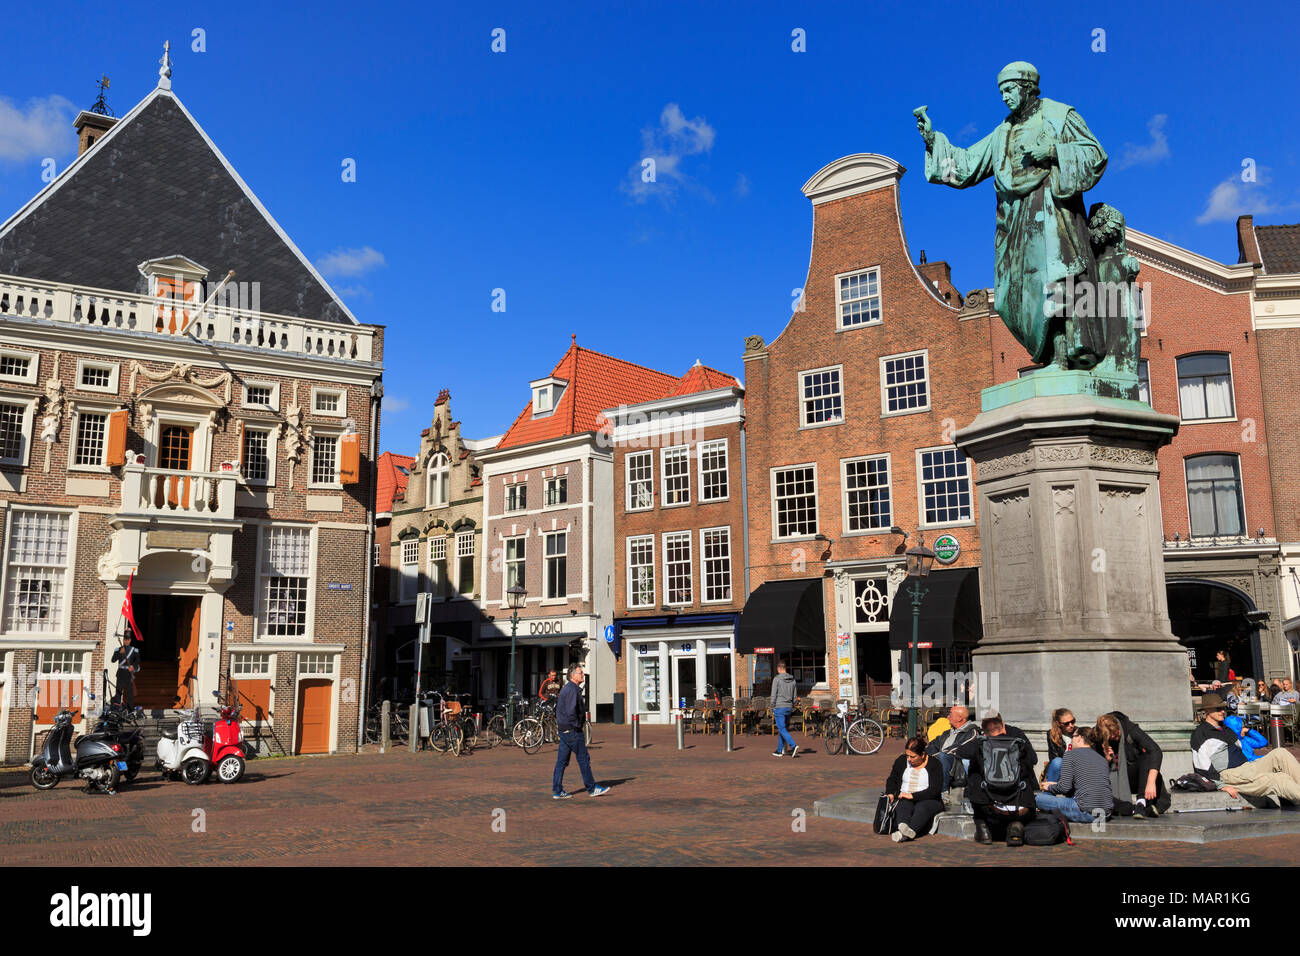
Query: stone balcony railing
0 273 375 363
119 462 239 522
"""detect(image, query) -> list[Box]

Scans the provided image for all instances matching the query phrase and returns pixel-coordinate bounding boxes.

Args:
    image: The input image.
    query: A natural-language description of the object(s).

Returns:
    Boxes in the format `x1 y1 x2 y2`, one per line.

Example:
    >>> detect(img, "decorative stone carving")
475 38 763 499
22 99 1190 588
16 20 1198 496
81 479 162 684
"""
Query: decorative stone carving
136 401 154 433
959 288 990 314
1053 487 1076 516
854 578 890 625
743 335 766 354
129 360 233 403
977 449 1034 478
1090 445 1156 466
1037 445 1084 463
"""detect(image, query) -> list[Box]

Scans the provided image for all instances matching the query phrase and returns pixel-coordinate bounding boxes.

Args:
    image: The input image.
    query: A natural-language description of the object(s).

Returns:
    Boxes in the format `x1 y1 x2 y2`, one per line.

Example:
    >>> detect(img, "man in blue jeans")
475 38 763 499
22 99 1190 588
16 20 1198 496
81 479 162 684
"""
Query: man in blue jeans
1036 729 1111 824
553 665 609 799
769 660 799 758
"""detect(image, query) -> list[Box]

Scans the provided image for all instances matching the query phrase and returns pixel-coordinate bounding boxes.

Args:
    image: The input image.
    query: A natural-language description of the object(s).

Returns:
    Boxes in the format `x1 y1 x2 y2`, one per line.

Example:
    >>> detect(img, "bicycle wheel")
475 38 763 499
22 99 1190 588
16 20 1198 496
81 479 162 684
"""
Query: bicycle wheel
847 718 885 755
823 720 844 755
459 716 478 751
484 715 506 748
448 721 464 756
511 718 533 749
516 717 544 754
429 722 452 753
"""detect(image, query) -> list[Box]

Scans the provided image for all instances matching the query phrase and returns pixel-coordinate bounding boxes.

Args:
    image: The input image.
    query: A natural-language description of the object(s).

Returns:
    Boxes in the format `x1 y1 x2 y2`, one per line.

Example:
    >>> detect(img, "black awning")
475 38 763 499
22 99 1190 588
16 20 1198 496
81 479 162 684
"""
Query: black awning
889 567 982 650
736 578 826 655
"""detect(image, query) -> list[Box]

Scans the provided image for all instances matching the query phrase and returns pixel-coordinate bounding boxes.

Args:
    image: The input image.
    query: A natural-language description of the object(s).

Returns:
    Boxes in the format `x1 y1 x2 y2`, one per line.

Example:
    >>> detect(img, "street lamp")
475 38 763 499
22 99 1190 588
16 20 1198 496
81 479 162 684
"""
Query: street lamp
506 584 527 728
903 532 936 739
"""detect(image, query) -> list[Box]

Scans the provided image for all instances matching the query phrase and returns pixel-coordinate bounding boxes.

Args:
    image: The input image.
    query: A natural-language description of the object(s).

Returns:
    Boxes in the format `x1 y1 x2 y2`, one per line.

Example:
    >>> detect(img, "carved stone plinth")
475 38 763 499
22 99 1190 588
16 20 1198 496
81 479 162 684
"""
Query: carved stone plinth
956 393 1194 777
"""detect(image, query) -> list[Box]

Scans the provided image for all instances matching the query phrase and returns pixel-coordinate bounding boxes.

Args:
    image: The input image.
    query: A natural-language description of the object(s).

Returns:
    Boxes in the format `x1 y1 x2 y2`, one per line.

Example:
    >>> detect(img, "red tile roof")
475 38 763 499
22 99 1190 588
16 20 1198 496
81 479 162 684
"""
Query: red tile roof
376 451 416 513
495 342 680 450
664 361 741 397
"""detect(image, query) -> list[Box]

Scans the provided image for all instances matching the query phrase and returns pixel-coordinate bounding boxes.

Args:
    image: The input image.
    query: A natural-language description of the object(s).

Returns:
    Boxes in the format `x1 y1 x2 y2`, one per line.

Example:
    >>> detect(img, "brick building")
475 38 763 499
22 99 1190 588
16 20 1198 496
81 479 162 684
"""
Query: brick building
0 60 383 761
475 339 678 719
384 391 497 699
606 361 744 723
741 154 992 704
370 450 414 700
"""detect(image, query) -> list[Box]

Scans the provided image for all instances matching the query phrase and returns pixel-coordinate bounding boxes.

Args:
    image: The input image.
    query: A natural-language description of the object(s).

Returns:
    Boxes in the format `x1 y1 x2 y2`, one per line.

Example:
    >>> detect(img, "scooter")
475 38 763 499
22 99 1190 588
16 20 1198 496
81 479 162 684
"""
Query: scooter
30 698 128 793
88 695 146 784
206 689 246 783
156 707 211 784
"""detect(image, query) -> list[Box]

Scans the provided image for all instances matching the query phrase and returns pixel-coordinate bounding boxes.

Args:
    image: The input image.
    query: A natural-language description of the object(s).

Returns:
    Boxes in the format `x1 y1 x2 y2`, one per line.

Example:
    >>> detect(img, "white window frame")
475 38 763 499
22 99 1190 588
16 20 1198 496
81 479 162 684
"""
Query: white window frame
880 349 931 417
503 535 525 596
74 358 119 395
68 402 118 474
310 386 347 418
505 481 528 514
455 531 475 595
254 522 317 642
543 530 567 602
626 534 656 609
308 429 343 489
770 463 819 541
0 392 38 468
400 538 420 604
297 652 336 676
661 445 691 507
835 266 882 331
426 453 450 508
230 652 273 679
1176 352 1237 424
1184 454 1248 539
1138 359 1151 405
799 365 845 429
841 454 893 535
0 506 77 638
662 531 693 607
544 475 568 508
697 438 729 503
626 451 653 512
242 380 280 411
429 535 448 599
0 348 38 385
915 445 975 530
700 526 732 604
241 423 279 486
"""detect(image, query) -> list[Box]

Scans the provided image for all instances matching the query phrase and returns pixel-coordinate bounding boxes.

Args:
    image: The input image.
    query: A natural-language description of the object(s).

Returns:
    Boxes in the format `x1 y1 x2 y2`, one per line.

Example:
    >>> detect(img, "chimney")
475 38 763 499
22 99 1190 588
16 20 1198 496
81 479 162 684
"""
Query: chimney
917 259 958 302
74 111 118 157
1236 215 1262 266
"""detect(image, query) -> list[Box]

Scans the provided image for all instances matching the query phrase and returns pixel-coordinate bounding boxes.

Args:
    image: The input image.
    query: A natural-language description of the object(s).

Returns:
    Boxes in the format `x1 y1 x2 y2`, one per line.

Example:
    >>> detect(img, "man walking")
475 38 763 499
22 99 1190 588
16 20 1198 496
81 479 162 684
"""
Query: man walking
552 665 609 799
770 659 799 758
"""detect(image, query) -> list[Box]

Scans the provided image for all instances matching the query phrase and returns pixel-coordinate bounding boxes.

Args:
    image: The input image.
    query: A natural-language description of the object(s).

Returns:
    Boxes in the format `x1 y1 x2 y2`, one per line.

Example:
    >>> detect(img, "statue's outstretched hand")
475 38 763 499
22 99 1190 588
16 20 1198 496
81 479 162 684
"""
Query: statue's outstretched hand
913 106 934 147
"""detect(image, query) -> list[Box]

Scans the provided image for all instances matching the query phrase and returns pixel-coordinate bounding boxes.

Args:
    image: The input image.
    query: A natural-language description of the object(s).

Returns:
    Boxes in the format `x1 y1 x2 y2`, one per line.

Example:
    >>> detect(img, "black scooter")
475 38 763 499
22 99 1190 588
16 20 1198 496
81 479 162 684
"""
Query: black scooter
30 697 128 793
87 702 145 784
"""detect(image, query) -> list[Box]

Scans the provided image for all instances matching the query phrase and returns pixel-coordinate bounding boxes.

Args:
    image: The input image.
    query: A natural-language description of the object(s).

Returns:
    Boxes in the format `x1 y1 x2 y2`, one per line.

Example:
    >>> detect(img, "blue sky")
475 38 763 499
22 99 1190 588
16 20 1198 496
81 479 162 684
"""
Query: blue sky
1 0 1297 449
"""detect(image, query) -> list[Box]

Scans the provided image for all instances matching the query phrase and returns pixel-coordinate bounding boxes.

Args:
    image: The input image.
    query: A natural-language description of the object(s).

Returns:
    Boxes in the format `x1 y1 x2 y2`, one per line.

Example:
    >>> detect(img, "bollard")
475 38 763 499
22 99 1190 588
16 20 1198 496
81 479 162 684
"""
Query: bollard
381 699 391 752
676 713 685 750
631 713 640 749
724 713 734 752
475 711 482 733
1270 712 1285 750
408 702 419 753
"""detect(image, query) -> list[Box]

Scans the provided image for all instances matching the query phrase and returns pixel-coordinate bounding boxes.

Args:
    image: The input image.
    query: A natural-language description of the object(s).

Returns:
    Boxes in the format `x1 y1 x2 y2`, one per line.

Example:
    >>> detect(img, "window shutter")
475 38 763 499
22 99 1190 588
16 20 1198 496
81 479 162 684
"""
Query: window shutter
339 433 360 484
105 409 128 467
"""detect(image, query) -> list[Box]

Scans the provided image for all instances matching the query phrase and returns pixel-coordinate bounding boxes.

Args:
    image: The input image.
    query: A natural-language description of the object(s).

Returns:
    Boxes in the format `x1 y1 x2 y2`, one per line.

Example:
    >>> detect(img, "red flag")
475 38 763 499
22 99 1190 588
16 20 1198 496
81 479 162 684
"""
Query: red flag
121 571 144 643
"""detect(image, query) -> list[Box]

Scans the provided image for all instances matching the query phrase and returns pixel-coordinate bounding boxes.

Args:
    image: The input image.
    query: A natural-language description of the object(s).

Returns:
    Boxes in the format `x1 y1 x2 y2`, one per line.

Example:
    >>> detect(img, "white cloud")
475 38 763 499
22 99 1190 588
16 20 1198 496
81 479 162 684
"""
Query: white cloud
1195 169 1277 224
1116 114 1170 170
384 396 410 413
316 246 386 278
624 103 716 203
734 172 750 197
0 94 77 162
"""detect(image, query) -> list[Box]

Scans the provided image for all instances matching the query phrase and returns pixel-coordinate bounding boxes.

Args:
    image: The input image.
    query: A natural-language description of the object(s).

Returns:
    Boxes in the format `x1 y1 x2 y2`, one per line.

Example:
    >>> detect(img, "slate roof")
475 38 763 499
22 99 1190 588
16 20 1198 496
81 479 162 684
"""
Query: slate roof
494 342 680 451
0 87 355 324
1256 224 1300 274
376 452 415 514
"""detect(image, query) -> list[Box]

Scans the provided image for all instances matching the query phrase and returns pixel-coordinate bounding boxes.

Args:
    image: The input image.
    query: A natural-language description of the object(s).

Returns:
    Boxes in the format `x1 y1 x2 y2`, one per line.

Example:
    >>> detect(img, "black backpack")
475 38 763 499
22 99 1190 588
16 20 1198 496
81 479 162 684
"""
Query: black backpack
1024 812 1070 846
979 735 1026 802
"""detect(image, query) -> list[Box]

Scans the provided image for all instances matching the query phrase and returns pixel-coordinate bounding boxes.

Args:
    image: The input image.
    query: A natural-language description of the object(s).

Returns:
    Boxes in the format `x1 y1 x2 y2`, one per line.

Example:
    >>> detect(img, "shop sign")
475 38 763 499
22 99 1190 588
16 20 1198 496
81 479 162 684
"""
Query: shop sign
752 647 775 654
933 534 961 565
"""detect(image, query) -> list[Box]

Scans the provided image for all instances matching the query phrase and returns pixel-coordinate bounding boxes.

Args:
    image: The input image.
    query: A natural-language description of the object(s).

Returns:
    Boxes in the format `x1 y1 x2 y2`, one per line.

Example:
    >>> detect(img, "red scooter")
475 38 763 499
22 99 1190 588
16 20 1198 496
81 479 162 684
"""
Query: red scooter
206 689 246 784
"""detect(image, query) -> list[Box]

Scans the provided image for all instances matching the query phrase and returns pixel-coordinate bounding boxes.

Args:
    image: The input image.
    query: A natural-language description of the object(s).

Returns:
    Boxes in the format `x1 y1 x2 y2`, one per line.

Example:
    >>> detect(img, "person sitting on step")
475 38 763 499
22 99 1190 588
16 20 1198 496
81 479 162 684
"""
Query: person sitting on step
884 734 945 843
1095 711 1171 818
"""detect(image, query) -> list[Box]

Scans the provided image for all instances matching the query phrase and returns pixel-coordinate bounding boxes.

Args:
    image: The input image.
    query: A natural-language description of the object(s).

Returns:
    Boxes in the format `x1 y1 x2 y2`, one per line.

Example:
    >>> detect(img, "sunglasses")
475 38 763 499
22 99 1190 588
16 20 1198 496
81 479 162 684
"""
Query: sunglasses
1061 719 1076 726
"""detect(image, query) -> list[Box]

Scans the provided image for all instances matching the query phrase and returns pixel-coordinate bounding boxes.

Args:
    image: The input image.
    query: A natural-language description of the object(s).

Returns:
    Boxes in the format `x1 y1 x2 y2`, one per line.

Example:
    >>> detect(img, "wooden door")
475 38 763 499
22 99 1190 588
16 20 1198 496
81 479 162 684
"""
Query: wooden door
159 425 193 507
176 599 201 708
295 680 332 754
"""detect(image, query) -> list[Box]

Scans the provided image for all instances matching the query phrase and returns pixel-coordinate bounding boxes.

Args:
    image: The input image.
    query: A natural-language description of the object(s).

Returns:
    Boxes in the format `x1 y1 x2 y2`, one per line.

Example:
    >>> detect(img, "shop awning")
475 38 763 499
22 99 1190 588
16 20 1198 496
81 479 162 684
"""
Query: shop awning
736 578 826 655
888 567 982 650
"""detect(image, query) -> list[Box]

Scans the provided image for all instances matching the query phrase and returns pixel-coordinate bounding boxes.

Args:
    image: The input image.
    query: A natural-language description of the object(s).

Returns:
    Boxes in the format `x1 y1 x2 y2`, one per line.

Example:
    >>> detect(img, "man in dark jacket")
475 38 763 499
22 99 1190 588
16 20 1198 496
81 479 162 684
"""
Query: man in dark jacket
955 713 1039 845
1098 710 1170 816
110 634 140 709
551 665 609 799
926 704 978 788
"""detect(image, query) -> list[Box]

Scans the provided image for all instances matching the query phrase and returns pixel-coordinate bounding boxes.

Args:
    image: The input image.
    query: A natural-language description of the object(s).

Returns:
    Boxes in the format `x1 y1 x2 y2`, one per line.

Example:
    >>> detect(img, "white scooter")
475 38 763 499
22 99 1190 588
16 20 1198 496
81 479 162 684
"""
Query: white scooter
155 708 211 784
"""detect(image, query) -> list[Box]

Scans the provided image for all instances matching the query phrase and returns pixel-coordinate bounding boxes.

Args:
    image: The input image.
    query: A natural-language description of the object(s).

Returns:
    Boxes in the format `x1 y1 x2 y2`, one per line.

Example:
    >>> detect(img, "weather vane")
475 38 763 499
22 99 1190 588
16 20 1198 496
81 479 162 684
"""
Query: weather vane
158 40 173 89
89 75 113 116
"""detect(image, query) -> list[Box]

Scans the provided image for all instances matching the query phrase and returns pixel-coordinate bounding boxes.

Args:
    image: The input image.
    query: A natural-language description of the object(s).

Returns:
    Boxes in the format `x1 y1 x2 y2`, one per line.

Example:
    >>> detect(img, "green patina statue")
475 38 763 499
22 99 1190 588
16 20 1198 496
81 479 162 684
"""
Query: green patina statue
917 62 1141 394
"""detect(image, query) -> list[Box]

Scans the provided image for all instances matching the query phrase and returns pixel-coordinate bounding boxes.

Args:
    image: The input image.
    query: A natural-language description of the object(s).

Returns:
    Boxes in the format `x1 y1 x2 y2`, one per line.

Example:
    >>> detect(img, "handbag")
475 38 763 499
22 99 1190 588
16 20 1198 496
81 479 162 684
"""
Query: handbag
873 794 898 834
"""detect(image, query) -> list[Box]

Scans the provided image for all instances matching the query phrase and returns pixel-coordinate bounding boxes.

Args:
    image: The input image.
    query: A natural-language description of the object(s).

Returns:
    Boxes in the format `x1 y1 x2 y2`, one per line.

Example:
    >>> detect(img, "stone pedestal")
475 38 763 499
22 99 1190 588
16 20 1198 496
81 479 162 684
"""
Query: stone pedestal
955 381 1194 777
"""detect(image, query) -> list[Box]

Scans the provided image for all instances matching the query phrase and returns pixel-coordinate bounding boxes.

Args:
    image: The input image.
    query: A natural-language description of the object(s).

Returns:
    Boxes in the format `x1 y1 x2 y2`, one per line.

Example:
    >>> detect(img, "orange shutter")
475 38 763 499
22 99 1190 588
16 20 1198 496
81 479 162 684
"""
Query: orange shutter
36 679 83 724
339 433 360 485
105 409 128 467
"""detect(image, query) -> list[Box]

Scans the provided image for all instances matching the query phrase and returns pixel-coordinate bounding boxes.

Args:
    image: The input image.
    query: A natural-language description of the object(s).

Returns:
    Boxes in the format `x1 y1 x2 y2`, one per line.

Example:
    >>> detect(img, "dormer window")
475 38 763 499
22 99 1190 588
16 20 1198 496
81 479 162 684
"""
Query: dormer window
530 377 567 418
138 256 209 336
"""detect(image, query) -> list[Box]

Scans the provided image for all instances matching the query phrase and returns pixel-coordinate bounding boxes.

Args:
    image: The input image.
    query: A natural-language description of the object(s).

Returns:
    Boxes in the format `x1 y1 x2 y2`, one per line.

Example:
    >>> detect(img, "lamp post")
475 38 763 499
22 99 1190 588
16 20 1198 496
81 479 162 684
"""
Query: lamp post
903 532 936 738
506 584 527 728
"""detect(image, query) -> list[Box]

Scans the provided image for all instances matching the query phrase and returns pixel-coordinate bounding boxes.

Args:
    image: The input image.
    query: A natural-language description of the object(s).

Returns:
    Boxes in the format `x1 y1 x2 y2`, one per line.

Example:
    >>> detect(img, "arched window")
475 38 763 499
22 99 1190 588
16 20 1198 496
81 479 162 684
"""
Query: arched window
1185 454 1244 538
427 453 449 507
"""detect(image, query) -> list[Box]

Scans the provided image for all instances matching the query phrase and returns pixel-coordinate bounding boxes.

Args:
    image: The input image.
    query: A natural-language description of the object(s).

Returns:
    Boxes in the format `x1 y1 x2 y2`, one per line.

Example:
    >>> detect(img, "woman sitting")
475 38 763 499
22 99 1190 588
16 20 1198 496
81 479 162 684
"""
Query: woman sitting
1096 712 1172 817
1036 727 1112 824
883 735 945 843
1257 680 1271 703
1223 714 1269 761
1043 708 1078 783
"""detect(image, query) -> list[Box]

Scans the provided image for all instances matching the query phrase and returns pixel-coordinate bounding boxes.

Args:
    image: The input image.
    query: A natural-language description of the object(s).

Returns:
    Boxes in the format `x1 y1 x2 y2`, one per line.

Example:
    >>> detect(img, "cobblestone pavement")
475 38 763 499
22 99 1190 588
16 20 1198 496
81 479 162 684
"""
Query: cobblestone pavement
2 727 1298 866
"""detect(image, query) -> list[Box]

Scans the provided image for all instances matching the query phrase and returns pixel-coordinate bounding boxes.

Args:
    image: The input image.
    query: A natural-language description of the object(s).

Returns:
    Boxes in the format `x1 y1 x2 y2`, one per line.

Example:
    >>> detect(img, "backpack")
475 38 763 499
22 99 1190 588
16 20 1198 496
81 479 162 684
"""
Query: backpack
979 735 1026 802
1024 812 1069 846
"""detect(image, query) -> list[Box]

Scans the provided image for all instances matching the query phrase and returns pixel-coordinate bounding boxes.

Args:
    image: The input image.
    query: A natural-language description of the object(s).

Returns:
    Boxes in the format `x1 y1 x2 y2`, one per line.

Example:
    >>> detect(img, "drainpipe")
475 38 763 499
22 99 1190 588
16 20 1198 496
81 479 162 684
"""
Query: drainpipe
358 377 382 750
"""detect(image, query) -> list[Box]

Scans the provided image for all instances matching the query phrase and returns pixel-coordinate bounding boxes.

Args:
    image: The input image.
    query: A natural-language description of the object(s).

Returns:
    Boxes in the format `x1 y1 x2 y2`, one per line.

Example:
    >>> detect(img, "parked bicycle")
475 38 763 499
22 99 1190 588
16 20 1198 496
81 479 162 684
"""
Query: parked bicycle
425 690 464 756
823 700 885 755
363 700 411 745
483 692 530 748
513 698 593 755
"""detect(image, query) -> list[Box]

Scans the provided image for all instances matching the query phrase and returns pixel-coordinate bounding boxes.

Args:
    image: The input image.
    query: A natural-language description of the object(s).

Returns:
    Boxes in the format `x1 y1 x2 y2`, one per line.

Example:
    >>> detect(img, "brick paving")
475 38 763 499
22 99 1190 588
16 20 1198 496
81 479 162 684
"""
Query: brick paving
2 726 1298 866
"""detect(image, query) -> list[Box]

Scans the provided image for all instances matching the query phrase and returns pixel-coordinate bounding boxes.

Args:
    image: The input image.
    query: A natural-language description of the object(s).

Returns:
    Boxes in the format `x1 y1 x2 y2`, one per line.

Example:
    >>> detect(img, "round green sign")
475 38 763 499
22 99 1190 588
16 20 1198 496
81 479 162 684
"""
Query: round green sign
933 533 961 565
